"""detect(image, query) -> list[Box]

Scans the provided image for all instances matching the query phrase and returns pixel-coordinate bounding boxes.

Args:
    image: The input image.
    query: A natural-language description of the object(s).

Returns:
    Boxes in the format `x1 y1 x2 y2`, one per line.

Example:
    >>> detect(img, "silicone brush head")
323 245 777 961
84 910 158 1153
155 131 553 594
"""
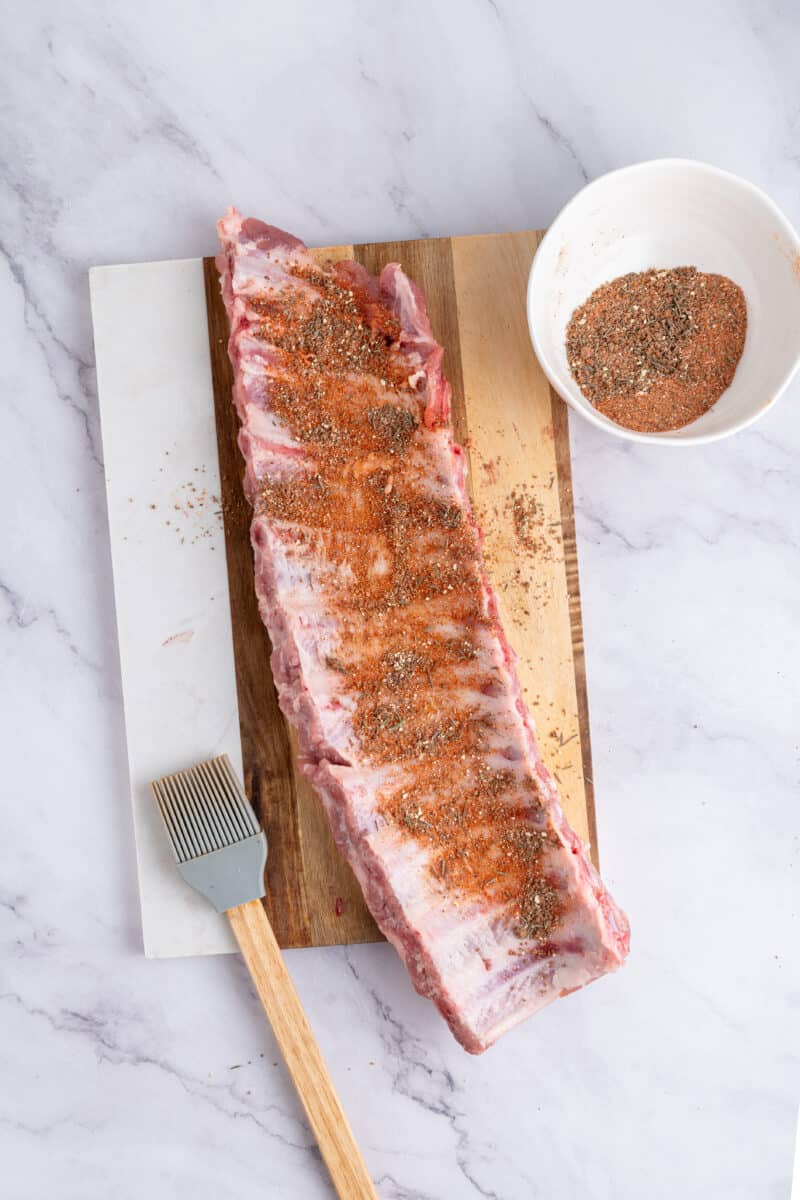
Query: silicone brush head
151 755 267 913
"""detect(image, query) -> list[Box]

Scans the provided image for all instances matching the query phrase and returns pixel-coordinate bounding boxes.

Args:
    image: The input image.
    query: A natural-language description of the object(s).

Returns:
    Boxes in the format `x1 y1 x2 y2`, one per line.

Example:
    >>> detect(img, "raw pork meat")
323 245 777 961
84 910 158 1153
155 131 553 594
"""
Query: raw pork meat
216 209 629 1052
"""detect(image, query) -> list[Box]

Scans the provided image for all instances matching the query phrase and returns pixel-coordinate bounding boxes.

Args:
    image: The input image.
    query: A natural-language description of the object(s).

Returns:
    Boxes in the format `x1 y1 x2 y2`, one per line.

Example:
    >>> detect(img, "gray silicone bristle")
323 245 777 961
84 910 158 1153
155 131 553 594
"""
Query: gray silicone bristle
153 755 259 862
151 755 267 912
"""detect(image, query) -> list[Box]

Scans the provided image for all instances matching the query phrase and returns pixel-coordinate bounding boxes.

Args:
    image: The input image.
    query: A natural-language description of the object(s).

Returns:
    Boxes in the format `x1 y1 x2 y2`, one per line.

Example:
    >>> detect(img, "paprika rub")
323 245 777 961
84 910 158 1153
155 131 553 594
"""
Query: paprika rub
566 266 747 433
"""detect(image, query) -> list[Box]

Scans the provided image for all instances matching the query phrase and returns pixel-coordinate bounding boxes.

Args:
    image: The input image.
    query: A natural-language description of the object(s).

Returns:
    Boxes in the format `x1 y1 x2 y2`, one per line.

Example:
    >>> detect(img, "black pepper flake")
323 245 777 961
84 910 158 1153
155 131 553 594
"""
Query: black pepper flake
515 878 561 940
366 404 417 452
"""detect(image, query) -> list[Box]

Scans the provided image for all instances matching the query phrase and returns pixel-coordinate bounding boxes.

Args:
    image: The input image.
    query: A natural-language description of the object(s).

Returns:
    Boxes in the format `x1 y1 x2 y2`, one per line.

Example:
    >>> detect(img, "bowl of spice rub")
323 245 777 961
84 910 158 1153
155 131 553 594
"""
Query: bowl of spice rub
528 158 800 443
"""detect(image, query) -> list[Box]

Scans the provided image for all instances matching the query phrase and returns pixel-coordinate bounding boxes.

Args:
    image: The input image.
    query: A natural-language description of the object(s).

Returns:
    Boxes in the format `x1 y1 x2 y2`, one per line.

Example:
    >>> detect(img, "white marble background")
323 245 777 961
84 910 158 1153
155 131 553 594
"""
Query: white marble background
1 2 798 1197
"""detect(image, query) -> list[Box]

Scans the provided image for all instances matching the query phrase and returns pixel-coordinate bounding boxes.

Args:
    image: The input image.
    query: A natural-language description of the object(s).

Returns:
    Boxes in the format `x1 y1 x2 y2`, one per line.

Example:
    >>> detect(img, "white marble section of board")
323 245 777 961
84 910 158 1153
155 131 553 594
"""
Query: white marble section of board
90 257 238 958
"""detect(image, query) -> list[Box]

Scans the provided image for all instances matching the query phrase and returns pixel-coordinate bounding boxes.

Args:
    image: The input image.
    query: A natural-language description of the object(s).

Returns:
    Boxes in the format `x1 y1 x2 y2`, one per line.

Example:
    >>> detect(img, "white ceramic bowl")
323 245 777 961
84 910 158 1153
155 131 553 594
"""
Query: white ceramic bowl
527 159 800 444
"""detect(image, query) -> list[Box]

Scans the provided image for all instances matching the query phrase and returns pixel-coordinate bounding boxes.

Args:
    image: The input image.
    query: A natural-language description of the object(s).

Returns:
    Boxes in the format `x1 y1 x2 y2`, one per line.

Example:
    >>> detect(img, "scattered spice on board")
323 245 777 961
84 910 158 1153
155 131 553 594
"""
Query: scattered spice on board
506 484 556 563
566 266 747 432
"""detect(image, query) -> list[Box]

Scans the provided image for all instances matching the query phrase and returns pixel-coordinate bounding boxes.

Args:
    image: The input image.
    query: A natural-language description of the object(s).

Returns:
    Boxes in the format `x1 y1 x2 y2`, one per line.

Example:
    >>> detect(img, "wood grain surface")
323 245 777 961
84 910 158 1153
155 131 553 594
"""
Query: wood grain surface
203 230 597 950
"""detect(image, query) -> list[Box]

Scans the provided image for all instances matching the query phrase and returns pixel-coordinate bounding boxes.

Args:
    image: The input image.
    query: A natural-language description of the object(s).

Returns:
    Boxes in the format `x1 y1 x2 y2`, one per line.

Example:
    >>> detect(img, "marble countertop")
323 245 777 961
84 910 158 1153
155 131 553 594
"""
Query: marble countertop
2 3 798 1197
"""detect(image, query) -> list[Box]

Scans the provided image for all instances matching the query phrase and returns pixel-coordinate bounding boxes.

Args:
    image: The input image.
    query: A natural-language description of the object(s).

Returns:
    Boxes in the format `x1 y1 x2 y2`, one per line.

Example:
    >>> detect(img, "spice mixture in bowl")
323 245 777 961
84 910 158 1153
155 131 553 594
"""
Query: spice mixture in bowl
565 266 747 433
528 159 800 445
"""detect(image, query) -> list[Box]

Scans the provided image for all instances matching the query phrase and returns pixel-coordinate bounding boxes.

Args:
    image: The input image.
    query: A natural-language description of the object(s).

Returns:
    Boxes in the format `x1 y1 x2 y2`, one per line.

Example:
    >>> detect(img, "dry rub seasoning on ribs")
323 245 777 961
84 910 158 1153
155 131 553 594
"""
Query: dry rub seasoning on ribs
217 209 629 1051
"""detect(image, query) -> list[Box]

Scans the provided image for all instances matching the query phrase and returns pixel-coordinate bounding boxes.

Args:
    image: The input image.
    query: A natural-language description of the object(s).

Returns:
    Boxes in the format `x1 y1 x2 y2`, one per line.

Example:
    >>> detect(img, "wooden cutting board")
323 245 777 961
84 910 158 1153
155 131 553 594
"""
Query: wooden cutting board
202 230 596 950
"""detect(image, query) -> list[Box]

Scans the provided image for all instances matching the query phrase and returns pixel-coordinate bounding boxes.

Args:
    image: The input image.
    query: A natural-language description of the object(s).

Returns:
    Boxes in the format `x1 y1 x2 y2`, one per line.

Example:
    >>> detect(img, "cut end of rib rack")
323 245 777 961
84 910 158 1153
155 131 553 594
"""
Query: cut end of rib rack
151 754 261 864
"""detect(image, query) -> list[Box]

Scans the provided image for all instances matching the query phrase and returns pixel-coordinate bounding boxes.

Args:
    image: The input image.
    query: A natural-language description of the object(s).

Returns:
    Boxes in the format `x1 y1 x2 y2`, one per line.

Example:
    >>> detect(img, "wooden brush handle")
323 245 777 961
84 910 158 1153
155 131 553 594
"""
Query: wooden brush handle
228 900 377 1200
